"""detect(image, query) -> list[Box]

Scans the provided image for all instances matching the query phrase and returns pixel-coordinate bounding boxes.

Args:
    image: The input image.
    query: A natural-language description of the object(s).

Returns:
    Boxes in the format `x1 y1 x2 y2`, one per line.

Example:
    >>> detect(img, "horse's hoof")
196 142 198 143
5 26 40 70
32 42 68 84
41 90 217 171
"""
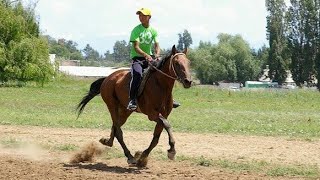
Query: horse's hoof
167 150 176 160
99 138 113 147
127 158 137 166
137 156 149 167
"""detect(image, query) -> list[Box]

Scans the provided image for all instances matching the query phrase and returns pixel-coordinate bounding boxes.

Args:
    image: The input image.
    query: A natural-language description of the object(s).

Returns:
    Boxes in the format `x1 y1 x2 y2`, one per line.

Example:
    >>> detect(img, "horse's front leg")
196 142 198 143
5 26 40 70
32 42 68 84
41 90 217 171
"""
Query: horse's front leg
159 114 176 160
138 114 176 167
137 121 164 167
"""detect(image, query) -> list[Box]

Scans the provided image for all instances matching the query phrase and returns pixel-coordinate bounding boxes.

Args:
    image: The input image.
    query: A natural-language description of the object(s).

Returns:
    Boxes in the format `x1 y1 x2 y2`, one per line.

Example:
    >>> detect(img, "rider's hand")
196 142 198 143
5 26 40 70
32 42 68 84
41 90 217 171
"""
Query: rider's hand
144 54 153 61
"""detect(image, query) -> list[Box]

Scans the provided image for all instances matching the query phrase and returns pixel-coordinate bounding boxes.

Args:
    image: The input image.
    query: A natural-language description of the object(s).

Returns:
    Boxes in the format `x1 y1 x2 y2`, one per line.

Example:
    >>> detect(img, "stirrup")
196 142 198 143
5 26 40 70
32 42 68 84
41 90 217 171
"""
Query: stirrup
127 100 137 111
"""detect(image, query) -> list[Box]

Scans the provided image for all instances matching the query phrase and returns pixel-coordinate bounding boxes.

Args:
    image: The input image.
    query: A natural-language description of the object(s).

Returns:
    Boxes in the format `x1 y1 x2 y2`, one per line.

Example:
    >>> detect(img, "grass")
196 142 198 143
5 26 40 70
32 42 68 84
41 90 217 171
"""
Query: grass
217 159 319 177
0 138 24 148
101 147 125 160
1 75 320 138
53 144 79 151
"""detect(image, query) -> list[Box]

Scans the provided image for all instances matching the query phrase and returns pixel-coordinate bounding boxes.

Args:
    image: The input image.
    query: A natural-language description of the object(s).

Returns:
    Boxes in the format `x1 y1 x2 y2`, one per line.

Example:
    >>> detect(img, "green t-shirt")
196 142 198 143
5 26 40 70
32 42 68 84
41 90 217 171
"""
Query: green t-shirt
130 24 159 58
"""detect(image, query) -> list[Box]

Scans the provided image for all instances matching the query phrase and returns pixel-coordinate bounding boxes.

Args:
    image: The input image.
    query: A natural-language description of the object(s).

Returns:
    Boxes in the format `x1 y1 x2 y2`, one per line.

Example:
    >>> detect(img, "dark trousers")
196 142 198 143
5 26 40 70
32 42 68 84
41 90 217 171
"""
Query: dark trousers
129 56 150 100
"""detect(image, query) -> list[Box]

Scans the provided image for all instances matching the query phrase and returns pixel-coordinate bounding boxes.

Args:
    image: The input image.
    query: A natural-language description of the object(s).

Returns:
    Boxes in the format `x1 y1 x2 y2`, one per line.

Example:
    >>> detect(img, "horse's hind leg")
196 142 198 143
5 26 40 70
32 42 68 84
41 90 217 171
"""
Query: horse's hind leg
102 104 136 165
99 125 115 147
114 126 137 165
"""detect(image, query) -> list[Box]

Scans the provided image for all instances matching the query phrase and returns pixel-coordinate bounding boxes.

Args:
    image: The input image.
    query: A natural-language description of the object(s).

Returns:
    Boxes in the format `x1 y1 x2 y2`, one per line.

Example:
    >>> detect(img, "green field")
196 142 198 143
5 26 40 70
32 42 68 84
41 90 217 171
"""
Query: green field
1 76 320 138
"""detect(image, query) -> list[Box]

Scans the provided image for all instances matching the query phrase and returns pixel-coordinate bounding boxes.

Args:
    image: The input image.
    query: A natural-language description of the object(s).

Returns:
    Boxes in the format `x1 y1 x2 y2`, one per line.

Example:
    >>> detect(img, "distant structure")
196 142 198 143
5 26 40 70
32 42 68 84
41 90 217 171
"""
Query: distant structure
246 65 277 88
258 65 271 82
58 59 129 78
246 65 296 88
49 54 56 70
59 66 129 77
218 82 241 89
60 60 80 66
283 70 295 87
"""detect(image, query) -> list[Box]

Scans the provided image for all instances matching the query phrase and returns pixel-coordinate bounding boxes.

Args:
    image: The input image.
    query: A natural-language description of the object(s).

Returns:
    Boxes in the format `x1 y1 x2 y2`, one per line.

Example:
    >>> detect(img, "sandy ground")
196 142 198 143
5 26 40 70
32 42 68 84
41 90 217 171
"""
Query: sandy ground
0 125 319 179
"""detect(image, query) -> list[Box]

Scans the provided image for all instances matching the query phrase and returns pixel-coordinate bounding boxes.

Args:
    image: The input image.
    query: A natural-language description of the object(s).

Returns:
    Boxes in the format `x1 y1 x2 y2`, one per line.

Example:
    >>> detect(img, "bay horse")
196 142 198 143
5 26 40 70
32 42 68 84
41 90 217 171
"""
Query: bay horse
77 45 192 167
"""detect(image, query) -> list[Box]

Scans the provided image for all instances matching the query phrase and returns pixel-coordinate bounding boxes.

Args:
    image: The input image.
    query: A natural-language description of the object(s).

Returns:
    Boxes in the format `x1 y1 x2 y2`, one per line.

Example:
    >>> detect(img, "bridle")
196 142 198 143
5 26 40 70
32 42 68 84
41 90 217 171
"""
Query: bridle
148 53 187 81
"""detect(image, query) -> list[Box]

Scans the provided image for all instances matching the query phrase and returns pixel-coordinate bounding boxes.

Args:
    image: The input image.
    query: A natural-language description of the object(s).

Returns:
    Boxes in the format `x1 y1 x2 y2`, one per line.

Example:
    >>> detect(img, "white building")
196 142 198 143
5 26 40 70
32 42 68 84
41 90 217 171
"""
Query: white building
59 66 129 77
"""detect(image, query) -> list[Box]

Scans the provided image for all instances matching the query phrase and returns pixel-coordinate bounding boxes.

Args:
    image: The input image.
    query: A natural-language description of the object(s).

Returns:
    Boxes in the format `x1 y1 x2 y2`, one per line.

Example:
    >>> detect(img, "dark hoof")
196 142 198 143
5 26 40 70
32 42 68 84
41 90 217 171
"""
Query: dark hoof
99 138 113 147
167 150 176 160
134 151 148 167
137 156 149 167
127 158 137 166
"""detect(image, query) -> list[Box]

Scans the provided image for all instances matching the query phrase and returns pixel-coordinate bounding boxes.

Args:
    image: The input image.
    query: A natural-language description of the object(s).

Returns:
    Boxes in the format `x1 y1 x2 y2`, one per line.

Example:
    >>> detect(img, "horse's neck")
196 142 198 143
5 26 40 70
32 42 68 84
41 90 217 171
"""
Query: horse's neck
153 58 175 89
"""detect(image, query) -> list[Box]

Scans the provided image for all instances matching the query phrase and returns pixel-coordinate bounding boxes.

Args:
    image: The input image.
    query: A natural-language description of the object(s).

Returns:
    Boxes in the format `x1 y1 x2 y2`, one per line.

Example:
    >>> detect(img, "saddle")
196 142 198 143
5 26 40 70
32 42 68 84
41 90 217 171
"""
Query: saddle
137 67 151 96
137 60 162 96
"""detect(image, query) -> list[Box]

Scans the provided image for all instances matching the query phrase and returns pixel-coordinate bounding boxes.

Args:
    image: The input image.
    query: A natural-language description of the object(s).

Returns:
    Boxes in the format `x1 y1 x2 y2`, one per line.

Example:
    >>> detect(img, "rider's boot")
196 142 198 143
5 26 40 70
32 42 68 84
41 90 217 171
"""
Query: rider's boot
127 70 141 111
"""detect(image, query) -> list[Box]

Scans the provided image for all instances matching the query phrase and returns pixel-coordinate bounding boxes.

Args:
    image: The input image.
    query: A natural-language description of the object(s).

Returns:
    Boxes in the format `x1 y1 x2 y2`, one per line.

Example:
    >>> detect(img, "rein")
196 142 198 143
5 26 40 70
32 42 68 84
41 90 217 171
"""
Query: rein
148 53 186 81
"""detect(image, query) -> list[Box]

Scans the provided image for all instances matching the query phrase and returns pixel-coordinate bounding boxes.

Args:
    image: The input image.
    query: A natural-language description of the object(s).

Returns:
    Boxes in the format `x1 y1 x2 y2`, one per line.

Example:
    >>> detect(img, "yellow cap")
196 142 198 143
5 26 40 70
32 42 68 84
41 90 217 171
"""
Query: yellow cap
136 8 151 16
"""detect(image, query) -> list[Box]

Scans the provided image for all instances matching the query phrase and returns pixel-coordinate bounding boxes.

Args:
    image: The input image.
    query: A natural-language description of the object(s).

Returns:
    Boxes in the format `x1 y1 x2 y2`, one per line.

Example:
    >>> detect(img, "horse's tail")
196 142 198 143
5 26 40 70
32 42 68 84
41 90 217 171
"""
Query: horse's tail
76 77 105 118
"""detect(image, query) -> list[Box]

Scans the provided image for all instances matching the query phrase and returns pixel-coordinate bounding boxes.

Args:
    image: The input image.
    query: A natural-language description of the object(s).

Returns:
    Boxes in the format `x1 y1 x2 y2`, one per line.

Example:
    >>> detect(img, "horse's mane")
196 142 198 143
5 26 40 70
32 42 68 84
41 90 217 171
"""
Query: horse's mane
156 55 168 69
157 49 182 69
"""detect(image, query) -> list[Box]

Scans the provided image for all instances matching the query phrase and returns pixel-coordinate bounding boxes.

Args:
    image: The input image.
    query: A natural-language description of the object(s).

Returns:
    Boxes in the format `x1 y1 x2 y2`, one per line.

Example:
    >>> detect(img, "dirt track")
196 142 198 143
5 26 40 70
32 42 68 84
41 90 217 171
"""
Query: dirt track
0 125 319 179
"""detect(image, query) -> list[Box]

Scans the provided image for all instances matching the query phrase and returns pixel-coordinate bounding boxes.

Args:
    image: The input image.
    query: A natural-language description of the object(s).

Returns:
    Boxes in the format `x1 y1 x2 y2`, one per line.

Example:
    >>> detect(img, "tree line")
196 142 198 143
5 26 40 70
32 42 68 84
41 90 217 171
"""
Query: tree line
46 30 194 67
190 0 320 88
2 0 320 89
266 0 320 88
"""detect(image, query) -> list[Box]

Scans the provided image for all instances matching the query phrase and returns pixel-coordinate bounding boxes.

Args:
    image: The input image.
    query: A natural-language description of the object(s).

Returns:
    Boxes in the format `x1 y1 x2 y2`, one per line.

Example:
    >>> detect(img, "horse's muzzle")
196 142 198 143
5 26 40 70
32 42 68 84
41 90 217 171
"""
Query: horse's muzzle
183 78 192 88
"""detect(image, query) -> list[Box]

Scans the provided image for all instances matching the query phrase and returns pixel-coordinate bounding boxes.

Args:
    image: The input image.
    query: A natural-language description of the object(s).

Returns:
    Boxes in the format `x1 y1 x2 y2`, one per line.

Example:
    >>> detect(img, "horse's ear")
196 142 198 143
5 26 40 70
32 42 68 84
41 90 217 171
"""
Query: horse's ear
183 48 188 55
171 45 177 54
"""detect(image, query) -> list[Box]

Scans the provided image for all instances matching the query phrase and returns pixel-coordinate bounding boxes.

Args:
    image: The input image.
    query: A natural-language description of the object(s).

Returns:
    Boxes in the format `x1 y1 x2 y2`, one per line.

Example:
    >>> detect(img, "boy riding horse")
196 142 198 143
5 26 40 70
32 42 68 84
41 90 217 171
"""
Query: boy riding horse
127 8 180 111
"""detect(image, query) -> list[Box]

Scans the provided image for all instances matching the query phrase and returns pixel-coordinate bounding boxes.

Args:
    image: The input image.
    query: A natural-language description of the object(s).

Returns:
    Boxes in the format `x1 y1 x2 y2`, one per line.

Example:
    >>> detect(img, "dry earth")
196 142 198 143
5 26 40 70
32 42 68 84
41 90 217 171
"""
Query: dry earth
0 125 319 180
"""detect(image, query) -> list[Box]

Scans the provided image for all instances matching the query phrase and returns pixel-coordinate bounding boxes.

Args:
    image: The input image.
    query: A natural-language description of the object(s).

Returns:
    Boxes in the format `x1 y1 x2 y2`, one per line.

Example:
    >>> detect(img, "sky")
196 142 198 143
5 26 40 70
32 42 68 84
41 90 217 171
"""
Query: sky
33 0 269 54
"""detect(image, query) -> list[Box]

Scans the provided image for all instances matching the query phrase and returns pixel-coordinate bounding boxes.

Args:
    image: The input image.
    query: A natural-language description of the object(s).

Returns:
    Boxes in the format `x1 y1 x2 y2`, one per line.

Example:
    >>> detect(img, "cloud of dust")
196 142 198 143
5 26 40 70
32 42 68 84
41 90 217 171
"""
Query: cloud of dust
69 142 104 163
19 143 48 161
0 142 49 161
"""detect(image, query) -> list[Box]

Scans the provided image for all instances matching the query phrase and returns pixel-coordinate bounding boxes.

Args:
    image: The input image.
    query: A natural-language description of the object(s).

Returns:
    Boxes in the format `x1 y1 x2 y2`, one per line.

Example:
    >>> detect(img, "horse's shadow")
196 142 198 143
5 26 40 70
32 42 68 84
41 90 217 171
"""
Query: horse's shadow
63 162 145 174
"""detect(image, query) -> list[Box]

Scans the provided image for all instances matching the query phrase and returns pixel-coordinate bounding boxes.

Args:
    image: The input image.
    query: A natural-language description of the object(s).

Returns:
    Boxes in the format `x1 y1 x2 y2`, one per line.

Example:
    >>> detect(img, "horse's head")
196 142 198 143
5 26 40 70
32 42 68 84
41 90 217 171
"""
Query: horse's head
169 45 192 88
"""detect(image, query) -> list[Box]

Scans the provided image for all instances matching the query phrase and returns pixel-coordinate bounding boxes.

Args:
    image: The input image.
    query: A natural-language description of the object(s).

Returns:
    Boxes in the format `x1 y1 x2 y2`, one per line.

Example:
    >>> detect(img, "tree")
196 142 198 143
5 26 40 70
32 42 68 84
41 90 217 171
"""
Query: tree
266 0 288 84
103 50 114 61
0 42 8 81
315 0 320 89
190 48 227 84
45 36 84 60
0 1 54 85
13 1 39 38
287 0 318 87
113 40 130 62
177 29 193 50
82 44 100 61
47 38 71 59
1 0 20 8
253 45 269 69
177 34 183 51
198 40 213 50
190 33 260 84
6 37 54 85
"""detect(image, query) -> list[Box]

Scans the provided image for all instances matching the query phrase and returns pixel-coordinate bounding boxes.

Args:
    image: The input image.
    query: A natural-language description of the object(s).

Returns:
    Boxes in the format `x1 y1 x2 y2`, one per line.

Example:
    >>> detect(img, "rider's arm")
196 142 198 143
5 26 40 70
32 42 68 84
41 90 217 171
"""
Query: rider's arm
133 41 152 61
154 42 160 60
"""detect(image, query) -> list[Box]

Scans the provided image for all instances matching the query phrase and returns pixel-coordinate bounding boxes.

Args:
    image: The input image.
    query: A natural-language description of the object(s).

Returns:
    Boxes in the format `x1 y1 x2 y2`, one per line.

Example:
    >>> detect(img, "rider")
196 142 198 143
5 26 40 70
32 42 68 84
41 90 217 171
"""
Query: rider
127 7 180 111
